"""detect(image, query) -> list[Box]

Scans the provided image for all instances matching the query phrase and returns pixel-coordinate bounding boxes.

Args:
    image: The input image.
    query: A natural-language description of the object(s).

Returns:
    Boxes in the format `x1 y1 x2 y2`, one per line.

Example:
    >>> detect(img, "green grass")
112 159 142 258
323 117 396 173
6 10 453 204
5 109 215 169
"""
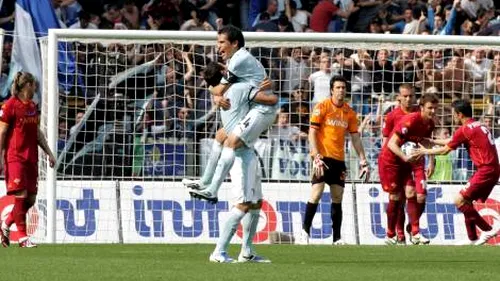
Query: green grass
1 244 499 281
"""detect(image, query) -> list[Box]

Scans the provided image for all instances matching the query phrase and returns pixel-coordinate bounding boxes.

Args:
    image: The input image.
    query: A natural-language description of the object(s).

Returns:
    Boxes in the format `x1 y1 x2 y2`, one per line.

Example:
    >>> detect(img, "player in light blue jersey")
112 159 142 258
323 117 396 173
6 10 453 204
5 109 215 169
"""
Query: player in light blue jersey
185 25 278 207
195 62 274 263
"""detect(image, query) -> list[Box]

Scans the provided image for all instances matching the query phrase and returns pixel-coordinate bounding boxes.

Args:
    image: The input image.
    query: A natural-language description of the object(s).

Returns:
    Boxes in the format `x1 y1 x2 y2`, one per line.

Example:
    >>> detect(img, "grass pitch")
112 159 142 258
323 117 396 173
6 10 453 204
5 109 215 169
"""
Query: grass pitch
1 244 499 281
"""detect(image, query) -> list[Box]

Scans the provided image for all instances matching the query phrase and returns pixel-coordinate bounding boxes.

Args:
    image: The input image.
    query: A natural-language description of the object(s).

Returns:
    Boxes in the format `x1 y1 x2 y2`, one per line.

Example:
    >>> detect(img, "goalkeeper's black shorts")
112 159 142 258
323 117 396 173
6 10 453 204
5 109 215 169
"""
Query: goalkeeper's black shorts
311 157 346 187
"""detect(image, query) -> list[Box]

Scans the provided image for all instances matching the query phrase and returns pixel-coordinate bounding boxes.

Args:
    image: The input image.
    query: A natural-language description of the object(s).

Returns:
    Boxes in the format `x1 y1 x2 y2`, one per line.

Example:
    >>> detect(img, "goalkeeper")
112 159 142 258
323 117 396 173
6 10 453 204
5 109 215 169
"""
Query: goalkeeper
297 75 369 245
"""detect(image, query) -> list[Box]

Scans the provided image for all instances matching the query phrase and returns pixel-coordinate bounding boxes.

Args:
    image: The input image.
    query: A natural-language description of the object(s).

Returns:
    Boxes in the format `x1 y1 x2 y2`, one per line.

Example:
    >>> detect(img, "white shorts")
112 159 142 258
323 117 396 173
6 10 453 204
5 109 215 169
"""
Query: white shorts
232 109 276 147
229 149 263 204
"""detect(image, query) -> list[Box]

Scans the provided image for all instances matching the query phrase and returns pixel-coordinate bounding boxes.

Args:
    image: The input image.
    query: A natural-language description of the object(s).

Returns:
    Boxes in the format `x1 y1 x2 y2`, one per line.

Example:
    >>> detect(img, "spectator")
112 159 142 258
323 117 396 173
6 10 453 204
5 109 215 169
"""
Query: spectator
310 0 339 32
252 0 279 28
429 127 453 181
180 9 215 31
278 14 295 31
281 47 310 95
121 0 140 29
69 10 99 29
357 112 382 181
486 52 500 92
308 54 333 104
461 0 494 20
403 5 427 34
369 49 394 94
428 0 459 35
69 111 85 136
464 48 492 96
486 73 500 107
267 109 307 141
285 0 309 32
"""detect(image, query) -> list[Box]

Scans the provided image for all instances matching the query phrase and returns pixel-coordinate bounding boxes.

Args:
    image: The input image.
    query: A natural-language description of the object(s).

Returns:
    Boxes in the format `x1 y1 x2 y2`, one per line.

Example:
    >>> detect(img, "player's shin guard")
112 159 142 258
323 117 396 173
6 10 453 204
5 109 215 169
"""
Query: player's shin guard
214 207 246 254
331 203 342 242
302 202 318 235
241 208 260 256
205 147 236 195
458 204 492 232
200 141 223 186
386 199 401 238
407 197 420 235
12 197 28 238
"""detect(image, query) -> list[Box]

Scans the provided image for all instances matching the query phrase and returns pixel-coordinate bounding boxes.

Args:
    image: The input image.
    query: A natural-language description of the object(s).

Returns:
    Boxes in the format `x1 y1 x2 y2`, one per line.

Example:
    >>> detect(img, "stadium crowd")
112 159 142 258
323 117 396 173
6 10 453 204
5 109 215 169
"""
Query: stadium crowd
0 0 499 179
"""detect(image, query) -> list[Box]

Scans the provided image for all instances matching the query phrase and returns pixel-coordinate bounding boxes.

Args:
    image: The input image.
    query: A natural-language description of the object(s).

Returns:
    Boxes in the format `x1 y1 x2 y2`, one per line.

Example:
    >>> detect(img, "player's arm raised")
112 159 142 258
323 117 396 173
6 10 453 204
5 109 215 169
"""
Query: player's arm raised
37 127 56 168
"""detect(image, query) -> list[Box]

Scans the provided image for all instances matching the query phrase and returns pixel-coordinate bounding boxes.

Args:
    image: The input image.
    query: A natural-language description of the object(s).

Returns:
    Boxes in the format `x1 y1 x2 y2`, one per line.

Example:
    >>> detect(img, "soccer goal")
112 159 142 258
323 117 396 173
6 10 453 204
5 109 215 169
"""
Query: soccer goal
37 29 500 245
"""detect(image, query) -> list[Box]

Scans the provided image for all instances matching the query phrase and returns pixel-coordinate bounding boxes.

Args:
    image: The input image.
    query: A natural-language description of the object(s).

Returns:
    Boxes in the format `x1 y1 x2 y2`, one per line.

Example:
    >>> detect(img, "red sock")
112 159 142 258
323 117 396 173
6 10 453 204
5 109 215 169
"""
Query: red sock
464 215 478 241
407 197 420 235
417 202 426 219
12 197 28 238
396 202 406 240
4 212 14 227
458 204 492 232
386 199 400 238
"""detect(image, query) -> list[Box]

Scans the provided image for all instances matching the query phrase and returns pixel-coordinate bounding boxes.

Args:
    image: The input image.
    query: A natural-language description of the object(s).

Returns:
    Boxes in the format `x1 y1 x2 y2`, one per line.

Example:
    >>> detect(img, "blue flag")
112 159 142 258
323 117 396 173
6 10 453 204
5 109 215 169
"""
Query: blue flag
3 0 81 102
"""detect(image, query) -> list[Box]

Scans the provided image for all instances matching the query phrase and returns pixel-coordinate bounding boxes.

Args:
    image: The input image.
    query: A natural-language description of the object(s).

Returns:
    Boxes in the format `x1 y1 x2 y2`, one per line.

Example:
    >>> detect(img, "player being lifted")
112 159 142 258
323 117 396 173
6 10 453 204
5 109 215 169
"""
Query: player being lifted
183 25 277 204
378 93 438 245
0 72 56 248
382 84 433 245
203 62 273 263
413 100 500 245
298 75 369 245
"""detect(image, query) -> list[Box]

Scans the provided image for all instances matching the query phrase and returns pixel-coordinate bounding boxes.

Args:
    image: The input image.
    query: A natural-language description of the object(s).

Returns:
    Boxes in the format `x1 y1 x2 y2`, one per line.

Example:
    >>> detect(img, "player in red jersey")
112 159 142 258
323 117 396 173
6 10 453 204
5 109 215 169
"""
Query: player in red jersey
413 99 500 245
382 84 434 245
378 93 438 245
0 72 56 248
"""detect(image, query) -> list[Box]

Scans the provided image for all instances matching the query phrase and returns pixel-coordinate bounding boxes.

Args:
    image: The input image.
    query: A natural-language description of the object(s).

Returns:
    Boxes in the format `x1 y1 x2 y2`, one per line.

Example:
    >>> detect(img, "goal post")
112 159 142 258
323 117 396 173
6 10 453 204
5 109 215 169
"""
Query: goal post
42 29 500 244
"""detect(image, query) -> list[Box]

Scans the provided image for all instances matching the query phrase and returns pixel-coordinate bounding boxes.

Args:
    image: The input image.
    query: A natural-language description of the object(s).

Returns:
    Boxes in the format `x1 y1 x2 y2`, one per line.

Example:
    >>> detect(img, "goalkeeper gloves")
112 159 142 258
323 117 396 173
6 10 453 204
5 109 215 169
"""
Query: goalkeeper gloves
312 154 329 178
359 161 370 183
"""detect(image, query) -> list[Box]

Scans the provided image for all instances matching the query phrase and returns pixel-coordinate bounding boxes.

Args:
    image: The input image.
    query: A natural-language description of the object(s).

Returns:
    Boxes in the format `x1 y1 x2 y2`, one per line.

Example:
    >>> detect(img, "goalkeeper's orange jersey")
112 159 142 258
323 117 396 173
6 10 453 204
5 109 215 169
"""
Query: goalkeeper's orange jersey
310 98 358 161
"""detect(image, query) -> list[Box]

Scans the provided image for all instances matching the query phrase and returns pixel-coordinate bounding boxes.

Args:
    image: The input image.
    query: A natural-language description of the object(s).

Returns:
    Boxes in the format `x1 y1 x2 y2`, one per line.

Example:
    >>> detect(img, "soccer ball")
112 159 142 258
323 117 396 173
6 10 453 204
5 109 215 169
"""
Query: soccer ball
401 142 417 156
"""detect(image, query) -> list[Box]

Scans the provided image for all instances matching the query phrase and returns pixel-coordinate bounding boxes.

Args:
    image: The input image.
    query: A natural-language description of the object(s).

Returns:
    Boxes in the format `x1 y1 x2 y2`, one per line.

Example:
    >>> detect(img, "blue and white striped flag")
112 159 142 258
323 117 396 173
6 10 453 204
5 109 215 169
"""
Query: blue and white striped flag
3 0 80 103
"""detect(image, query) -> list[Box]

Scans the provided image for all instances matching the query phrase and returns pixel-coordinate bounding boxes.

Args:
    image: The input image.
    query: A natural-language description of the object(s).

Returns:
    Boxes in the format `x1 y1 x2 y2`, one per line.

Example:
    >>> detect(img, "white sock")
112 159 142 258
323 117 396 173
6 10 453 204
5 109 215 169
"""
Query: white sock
241 208 260 256
214 207 246 254
200 140 223 186
205 147 236 195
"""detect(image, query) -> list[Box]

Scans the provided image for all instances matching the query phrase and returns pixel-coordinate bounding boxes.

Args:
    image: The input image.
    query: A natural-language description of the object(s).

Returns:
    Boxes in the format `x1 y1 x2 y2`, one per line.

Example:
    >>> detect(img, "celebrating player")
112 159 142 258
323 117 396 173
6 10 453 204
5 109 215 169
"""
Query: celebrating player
298 75 369 245
382 84 433 245
412 99 500 245
378 93 438 245
0 72 56 248
184 25 277 204
202 62 273 263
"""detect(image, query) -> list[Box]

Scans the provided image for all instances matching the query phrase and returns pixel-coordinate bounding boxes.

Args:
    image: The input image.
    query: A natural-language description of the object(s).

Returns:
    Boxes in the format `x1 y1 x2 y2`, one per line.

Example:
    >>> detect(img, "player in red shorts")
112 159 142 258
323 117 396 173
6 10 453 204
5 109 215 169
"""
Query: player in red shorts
0 72 56 248
378 93 438 245
382 84 434 245
413 99 500 245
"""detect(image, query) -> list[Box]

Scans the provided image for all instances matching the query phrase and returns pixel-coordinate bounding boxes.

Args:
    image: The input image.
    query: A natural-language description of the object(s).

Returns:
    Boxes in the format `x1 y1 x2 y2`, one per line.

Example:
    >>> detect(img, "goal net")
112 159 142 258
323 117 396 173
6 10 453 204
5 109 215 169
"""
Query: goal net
34 30 500 245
